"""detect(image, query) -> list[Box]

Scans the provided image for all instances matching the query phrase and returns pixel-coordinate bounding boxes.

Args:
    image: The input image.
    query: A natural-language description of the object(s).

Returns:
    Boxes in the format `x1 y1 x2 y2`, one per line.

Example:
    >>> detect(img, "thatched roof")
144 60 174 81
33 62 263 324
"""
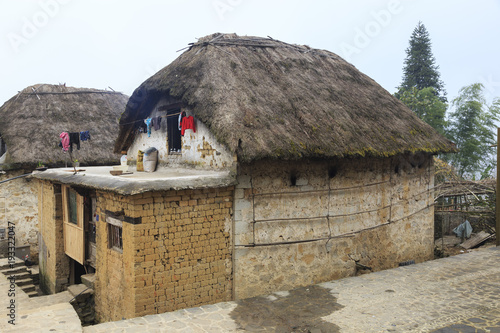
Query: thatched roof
435 179 496 198
115 33 456 162
0 84 128 168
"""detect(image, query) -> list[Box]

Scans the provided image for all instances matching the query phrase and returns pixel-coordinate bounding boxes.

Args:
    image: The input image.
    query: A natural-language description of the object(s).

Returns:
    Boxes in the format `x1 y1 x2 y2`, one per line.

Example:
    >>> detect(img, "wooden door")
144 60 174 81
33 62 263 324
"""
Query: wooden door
62 185 85 264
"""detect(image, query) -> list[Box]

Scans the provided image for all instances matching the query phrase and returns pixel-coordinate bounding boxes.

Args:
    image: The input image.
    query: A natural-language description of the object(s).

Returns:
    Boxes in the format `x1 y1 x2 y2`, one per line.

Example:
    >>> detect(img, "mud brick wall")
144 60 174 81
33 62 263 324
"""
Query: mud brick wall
94 187 234 323
234 154 435 299
37 180 70 294
0 170 39 260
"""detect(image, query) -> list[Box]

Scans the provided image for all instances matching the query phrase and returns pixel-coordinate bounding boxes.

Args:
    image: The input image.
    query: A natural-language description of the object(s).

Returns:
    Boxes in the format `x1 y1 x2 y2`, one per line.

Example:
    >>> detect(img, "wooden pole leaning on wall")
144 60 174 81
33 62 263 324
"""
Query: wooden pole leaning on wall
497 127 500 246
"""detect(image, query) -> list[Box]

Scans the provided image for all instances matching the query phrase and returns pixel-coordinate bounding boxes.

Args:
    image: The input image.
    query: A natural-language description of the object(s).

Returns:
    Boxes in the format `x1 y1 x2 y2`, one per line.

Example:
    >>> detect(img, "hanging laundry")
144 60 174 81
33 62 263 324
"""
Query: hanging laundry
69 132 80 152
181 116 196 136
178 111 186 131
80 131 91 141
152 116 162 131
144 118 152 137
138 121 146 133
60 132 70 151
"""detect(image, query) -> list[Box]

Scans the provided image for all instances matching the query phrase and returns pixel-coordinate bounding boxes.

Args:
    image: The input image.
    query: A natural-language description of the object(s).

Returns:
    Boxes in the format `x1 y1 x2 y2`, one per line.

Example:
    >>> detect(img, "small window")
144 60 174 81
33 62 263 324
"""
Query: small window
107 216 123 252
67 188 78 225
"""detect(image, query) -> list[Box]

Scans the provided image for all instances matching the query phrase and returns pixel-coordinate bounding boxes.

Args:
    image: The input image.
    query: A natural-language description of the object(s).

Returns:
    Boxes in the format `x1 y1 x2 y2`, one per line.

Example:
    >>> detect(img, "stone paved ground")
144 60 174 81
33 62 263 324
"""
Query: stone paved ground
2 246 500 332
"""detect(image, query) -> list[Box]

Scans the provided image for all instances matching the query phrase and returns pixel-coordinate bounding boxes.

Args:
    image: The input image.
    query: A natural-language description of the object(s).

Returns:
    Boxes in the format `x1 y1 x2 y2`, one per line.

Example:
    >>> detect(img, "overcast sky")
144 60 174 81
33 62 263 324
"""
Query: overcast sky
1 0 499 108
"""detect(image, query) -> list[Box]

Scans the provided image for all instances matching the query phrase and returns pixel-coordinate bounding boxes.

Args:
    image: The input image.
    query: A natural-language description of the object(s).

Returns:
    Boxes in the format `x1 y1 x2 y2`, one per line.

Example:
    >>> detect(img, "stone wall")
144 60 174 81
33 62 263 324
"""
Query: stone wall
94 186 234 323
37 180 70 294
0 170 39 260
233 155 435 299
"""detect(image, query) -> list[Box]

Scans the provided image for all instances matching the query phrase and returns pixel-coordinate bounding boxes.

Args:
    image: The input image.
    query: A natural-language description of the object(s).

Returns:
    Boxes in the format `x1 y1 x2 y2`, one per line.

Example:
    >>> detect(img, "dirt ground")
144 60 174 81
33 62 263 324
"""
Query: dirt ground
434 234 496 258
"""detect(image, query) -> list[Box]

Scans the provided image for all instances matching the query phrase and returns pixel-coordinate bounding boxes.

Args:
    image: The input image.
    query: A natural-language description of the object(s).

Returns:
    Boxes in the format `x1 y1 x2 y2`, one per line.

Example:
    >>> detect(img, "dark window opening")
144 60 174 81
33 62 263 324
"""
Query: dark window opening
0 135 6 157
290 172 297 186
109 224 122 250
167 108 182 153
67 188 78 225
328 166 338 179
107 216 123 252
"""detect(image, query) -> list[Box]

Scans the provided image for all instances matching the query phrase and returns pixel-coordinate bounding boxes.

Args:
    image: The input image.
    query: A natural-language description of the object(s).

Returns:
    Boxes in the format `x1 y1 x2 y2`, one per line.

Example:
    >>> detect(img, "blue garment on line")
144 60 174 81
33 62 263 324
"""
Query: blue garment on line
144 118 152 137
80 131 91 141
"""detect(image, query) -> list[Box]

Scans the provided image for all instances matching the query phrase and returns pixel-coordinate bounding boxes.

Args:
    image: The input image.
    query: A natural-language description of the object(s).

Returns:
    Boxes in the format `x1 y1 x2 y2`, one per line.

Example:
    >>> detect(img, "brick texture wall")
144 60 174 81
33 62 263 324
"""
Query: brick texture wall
95 186 234 323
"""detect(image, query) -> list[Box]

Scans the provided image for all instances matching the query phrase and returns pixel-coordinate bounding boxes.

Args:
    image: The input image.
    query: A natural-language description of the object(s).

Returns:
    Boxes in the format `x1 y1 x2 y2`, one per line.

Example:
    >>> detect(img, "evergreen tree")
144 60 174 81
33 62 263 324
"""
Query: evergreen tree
445 83 500 179
397 87 447 136
397 21 446 102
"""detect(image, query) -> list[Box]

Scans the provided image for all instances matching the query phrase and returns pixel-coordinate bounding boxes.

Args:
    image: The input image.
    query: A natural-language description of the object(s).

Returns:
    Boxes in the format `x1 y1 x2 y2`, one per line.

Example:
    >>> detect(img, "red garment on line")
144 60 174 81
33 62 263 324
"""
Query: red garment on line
60 132 70 151
181 116 196 136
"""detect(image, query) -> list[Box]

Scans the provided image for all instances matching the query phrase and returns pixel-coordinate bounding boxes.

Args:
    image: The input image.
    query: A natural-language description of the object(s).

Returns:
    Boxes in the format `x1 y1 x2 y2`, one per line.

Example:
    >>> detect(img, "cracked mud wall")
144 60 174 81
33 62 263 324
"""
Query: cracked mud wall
233 155 434 299
126 99 234 169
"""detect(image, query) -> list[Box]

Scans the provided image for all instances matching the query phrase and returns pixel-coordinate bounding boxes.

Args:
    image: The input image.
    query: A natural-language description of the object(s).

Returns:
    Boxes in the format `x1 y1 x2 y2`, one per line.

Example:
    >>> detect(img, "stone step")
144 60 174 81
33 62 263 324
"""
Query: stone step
81 273 95 289
0 257 24 270
21 284 36 293
5 271 31 280
26 290 39 298
0 266 28 275
15 277 34 286
68 283 93 298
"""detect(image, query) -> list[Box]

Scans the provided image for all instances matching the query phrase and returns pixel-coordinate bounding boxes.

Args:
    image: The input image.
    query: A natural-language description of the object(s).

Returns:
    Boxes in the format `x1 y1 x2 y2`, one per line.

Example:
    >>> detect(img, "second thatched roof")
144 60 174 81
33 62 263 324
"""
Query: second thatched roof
0 84 128 168
115 33 456 162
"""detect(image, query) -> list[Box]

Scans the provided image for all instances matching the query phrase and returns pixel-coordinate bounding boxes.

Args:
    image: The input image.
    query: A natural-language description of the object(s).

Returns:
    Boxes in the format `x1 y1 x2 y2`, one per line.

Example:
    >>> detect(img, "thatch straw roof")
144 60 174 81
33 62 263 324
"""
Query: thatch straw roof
435 179 496 198
115 33 456 162
0 84 128 168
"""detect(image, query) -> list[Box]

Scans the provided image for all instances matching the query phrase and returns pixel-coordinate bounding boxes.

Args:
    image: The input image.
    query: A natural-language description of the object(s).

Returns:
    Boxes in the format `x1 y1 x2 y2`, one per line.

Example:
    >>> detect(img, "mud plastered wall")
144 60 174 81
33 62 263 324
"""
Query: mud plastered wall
233 155 434 299
95 187 233 323
0 170 39 259
37 180 70 294
126 100 233 169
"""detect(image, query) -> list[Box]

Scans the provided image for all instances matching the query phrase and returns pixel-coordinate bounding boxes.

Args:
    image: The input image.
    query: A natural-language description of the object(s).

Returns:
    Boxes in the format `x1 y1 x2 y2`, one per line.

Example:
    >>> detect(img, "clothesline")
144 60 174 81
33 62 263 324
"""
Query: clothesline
59 131 91 153
119 111 184 126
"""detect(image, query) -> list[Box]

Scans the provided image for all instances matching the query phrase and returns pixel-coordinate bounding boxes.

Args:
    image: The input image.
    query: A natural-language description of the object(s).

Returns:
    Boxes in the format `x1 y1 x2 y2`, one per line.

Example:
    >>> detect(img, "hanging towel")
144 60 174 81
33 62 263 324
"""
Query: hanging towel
60 132 70 151
178 111 186 130
152 116 162 131
144 118 152 137
181 116 196 136
80 131 91 141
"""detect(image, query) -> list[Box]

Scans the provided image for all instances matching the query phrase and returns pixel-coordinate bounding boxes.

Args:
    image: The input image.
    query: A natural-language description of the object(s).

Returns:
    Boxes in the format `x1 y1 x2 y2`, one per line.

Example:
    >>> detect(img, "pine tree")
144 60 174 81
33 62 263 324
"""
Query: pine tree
397 21 446 102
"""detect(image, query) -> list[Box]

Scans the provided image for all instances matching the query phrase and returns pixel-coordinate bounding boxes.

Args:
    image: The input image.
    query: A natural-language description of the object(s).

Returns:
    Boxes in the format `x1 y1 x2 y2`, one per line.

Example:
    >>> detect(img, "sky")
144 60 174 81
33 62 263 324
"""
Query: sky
0 0 499 108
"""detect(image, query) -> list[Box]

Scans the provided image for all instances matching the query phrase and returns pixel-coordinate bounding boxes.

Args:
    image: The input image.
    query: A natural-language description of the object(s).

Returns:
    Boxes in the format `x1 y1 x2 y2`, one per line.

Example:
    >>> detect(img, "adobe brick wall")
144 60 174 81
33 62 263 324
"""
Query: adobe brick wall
234 155 435 299
94 186 234 323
